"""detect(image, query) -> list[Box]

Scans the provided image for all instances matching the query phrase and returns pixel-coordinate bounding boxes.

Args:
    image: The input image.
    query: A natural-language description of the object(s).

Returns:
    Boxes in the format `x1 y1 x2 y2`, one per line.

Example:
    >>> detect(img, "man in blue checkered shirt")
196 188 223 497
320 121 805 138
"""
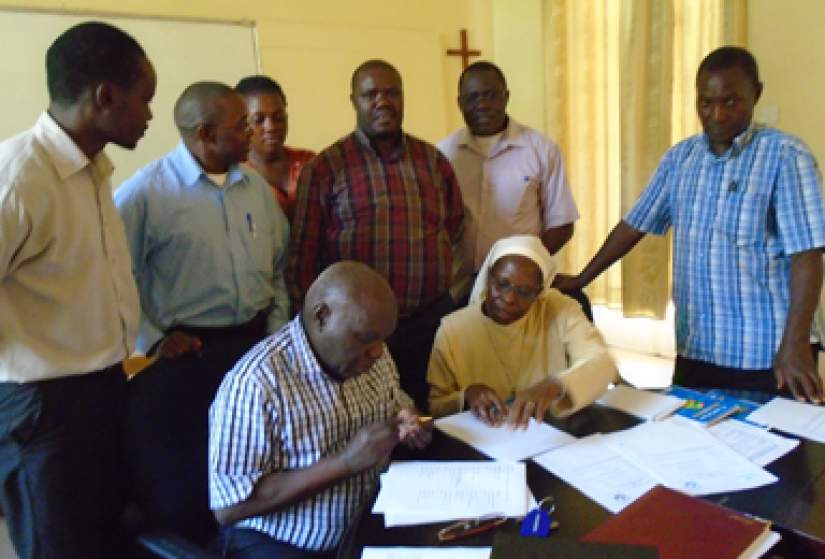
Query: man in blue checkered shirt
555 46 825 404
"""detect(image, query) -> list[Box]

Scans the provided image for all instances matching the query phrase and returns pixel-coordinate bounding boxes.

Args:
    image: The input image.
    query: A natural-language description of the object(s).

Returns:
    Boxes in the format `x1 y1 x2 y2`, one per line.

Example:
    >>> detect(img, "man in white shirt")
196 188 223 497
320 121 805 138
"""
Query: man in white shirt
0 22 155 558
438 61 580 306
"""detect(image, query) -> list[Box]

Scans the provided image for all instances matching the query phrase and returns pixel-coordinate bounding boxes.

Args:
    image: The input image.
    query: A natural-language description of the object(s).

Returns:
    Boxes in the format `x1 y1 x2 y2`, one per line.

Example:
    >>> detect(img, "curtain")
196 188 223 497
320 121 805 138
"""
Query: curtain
543 0 747 319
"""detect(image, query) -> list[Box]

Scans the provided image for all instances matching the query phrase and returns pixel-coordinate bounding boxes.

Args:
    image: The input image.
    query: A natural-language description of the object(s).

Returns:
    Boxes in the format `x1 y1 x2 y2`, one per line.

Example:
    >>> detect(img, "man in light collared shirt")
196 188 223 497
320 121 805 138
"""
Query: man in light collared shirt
438 61 579 303
115 81 289 541
0 22 155 558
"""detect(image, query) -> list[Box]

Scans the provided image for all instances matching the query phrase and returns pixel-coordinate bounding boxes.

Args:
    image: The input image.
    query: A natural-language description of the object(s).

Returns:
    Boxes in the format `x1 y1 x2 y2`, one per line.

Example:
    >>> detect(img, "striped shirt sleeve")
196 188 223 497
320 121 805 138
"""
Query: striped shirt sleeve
625 149 675 235
209 366 279 511
773 142 825 255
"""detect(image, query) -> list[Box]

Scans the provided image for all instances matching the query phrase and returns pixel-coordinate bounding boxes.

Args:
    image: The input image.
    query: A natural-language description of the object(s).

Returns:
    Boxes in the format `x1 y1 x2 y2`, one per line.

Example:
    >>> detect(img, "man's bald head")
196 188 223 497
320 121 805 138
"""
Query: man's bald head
303 262 398 380
304 261 396 319
173 81 236 138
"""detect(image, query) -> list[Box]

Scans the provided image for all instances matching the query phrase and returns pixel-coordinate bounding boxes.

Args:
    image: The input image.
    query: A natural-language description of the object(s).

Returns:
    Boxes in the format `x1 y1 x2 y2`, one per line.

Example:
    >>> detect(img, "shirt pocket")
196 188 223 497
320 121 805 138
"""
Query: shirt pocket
713 191 768 245
329 170 376 225
515 176 542 220
712 191 772 283
242 208 274 276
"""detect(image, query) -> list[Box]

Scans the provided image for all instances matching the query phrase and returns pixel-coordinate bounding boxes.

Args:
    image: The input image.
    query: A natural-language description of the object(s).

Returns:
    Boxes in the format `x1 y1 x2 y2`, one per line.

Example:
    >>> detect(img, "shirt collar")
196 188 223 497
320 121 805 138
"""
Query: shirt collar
171 140 246 188
34 111 113 182
458 116 527 156
290 315 334 382
703 122 762 157
353 128 408 162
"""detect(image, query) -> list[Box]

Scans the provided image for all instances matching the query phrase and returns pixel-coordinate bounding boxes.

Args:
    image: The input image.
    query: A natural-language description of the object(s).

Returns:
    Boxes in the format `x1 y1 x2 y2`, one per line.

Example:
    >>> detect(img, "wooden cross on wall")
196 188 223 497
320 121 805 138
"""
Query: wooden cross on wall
446 29 481 69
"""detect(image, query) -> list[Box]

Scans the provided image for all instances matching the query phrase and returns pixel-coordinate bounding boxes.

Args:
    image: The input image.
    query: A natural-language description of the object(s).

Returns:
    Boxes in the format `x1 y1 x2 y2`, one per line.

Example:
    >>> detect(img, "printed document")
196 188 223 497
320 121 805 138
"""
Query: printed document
606 417 777 495
533 434 658 513
709 419 799 467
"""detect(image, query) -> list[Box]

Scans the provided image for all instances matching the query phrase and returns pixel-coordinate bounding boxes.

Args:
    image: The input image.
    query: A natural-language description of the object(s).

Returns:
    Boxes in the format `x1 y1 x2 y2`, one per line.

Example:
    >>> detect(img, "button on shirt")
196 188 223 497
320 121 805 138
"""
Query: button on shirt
287 130 464 315
0 112 139 382
625 124 825 369
209 316 413 551
438 118 579 275
115 142 290 354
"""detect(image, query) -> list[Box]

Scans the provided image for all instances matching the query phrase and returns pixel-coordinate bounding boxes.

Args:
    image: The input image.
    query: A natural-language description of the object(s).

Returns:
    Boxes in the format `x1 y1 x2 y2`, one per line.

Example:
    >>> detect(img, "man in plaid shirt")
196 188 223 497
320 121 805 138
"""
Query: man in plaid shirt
555 47 824 403
288 60 464 411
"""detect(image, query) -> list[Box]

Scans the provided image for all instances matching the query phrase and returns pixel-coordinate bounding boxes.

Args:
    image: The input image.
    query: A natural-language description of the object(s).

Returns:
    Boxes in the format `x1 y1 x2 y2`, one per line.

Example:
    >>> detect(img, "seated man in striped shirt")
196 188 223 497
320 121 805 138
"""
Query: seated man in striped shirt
210 261 431 558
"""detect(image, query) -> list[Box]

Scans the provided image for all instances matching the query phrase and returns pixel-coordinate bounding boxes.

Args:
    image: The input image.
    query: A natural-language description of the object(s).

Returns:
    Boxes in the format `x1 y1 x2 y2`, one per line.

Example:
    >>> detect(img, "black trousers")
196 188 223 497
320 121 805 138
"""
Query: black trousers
673 354 814 398
0 365 127 559
124 315 268 546
386 294 455 413
220 528 335 559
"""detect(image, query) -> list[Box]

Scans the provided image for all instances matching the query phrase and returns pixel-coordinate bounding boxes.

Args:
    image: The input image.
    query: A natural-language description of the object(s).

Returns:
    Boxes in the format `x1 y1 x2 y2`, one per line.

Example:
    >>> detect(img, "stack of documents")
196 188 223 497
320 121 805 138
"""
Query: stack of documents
534 417 780 513
373 461 532 527
434 411 576 461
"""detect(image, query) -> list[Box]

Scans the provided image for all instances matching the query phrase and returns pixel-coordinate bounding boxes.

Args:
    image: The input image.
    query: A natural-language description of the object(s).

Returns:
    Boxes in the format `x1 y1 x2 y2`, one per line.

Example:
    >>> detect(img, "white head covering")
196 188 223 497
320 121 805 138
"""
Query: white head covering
469 235 558 304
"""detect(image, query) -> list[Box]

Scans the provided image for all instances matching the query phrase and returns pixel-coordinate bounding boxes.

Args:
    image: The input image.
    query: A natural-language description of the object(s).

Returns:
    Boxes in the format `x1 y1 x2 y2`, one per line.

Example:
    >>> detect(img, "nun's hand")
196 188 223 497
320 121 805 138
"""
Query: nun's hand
465 384 508 427
509 378 565 430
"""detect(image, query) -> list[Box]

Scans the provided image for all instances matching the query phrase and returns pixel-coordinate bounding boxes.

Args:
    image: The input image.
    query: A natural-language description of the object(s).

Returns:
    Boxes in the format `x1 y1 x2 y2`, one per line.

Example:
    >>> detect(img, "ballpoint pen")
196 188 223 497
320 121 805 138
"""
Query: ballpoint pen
246 212 256 239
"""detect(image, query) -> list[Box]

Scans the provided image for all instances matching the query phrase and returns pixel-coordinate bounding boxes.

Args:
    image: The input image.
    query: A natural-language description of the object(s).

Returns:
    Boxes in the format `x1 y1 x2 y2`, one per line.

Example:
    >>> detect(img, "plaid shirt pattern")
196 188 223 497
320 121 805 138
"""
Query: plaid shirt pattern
209 316 412 551
287 130 464 315
625 124 825 369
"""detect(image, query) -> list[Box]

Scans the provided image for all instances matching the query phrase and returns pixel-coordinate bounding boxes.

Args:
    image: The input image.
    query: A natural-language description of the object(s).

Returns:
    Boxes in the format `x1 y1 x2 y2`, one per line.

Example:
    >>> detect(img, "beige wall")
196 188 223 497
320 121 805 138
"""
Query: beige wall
4 0 823 167
1 0 495 150
492 0 546 133
748 0 825 165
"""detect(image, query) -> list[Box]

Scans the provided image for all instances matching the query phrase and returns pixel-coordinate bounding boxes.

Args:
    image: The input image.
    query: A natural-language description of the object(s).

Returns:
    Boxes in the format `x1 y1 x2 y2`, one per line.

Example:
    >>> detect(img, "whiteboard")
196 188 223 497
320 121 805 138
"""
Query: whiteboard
0 9 258 187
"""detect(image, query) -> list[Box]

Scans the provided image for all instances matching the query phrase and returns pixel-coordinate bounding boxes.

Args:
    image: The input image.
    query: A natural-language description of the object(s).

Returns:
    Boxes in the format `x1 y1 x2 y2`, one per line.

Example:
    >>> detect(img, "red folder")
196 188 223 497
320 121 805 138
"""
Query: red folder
582 485 771 559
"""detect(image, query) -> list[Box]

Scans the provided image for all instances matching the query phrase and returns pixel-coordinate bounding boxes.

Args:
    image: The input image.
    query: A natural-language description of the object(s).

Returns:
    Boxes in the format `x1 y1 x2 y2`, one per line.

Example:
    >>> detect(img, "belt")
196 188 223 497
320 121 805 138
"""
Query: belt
172 311 268 339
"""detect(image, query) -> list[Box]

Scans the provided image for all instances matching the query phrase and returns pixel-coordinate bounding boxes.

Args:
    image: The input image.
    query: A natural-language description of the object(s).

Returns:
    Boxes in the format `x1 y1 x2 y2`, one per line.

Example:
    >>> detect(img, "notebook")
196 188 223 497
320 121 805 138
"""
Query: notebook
665 386 741 426
582 485 777 559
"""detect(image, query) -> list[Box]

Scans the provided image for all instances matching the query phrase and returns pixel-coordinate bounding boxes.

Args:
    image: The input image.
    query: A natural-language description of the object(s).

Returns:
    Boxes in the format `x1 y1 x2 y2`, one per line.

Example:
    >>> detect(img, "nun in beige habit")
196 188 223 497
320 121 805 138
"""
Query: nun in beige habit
427 235 617 427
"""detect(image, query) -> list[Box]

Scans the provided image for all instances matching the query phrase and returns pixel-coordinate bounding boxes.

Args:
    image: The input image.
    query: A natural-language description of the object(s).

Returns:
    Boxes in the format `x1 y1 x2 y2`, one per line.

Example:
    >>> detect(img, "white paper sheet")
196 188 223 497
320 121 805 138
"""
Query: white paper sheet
709 419 799 467
373 461 530 526
596 384 685 421
361 548 491 559
532 434 658 513
377 485 536 527
434 410 576 461
746 397 825 444
605 417 778 495
740 530 781 559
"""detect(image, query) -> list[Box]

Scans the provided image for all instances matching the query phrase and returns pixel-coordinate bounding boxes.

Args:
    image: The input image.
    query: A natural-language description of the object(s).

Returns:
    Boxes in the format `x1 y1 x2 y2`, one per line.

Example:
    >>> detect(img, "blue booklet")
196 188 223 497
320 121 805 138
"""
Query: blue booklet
663 386 741 426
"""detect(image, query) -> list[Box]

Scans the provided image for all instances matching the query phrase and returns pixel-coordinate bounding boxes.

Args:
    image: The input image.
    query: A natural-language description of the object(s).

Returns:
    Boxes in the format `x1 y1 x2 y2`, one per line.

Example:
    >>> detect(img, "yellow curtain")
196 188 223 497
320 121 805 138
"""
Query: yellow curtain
544 0 747 319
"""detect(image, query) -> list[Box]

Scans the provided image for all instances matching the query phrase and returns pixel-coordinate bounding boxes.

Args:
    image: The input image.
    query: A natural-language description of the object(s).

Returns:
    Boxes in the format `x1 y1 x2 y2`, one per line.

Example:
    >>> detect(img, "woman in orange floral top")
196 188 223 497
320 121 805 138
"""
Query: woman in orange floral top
236 76 315 222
